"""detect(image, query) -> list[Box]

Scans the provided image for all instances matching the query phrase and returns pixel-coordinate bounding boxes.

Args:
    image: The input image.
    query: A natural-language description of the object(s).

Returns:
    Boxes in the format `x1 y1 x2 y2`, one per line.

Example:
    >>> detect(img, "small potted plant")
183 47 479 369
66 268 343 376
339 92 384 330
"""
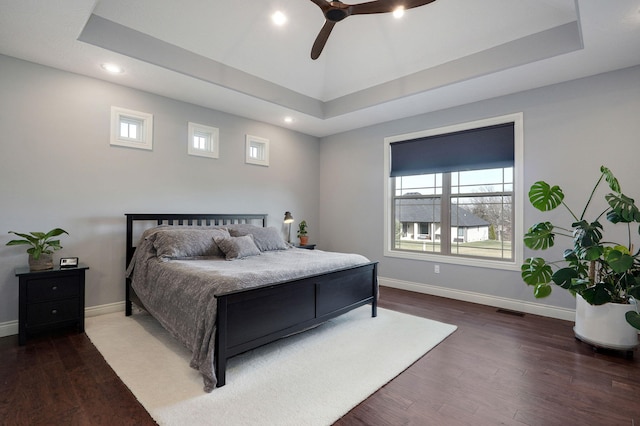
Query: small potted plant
6 228 68 271
297 220 309 245
521 166 640 350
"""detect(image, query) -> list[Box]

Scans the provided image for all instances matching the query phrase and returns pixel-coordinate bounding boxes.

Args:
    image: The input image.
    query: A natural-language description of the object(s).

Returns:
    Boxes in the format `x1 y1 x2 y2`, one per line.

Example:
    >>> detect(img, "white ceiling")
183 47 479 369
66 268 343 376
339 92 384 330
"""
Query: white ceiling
1 0 639 137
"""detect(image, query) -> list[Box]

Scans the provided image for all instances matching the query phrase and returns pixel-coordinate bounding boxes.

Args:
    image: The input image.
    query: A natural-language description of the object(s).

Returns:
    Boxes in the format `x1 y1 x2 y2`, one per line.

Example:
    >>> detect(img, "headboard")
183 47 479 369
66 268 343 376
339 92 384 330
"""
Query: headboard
124 213 268 268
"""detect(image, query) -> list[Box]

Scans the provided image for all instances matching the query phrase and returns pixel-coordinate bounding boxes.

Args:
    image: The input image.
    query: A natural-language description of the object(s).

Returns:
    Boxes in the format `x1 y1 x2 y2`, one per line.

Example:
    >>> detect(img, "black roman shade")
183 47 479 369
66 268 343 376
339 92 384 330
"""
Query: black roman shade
390 122 515 177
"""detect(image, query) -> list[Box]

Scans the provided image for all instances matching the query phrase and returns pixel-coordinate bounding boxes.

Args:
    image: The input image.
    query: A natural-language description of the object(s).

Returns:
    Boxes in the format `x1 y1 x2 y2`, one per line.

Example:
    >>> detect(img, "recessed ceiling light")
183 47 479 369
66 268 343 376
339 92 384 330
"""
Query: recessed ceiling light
284 116 294 124
393 7 405 18
101 63 124 74
272 11 287 26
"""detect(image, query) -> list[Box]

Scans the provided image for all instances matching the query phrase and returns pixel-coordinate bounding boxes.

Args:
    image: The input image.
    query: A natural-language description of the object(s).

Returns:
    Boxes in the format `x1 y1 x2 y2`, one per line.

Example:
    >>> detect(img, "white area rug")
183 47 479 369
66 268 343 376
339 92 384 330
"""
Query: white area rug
85 306 457 426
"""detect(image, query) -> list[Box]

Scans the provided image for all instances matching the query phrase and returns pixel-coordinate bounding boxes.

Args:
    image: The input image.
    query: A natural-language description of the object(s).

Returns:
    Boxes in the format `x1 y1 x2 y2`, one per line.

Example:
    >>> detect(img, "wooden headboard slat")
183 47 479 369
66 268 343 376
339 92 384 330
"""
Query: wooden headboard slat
125 213 268 268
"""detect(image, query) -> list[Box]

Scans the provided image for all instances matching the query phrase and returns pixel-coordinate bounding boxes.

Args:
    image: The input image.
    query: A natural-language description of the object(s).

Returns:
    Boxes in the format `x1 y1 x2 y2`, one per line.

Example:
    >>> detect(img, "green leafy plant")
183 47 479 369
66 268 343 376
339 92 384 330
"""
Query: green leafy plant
297 220 308 238
521 166 640 331
6 228 68 259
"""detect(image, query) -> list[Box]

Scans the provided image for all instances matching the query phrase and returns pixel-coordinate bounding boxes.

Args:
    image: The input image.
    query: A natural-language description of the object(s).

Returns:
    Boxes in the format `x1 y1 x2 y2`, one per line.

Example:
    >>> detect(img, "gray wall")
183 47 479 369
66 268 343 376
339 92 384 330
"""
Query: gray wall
2 53 639 327
0 55 320 325
319 65 640 312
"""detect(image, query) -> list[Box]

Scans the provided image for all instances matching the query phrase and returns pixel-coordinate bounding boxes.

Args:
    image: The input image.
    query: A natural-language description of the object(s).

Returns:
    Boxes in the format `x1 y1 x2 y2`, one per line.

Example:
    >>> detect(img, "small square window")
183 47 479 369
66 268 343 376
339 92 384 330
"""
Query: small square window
188 122 219 159
110 107 153 150
119 117 142 141
245 135 269 167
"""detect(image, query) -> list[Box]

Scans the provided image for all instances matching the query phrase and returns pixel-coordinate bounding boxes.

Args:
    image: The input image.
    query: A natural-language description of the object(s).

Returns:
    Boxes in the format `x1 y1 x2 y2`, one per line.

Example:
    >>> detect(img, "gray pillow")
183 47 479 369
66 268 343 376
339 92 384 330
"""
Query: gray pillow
214 235 261 260
152 227 230 259
228 225 289 252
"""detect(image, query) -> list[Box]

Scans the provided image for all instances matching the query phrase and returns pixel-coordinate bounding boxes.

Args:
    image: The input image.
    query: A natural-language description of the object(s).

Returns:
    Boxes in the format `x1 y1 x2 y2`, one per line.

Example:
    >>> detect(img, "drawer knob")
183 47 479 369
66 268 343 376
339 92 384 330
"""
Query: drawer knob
51 285 58 291
51 309 58 315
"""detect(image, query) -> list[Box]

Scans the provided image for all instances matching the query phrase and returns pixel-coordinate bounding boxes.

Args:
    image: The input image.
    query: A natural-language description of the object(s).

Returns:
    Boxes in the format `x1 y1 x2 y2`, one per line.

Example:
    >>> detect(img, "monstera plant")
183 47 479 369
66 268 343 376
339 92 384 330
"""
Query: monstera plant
521 166 640 332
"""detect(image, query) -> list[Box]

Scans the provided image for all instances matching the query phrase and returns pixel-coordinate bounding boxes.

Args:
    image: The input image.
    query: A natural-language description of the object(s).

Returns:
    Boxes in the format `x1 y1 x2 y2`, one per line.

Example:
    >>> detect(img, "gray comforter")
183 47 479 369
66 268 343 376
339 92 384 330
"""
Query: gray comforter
126 234 370 392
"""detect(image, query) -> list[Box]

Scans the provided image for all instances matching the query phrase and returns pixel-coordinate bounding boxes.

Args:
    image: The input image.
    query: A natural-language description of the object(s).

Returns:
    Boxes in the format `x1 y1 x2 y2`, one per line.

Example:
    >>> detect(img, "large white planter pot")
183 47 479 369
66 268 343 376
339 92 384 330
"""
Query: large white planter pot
574 294 639 351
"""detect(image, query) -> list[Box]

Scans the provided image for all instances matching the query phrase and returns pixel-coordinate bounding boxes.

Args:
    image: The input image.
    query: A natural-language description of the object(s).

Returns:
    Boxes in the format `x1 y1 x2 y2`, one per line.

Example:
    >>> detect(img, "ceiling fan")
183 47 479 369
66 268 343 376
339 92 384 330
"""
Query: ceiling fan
308 0 438 60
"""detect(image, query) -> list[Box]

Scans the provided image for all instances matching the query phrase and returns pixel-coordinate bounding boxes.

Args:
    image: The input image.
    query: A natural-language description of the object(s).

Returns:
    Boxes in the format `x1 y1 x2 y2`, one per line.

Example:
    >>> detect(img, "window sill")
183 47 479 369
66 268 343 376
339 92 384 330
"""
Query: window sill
384 248 521 272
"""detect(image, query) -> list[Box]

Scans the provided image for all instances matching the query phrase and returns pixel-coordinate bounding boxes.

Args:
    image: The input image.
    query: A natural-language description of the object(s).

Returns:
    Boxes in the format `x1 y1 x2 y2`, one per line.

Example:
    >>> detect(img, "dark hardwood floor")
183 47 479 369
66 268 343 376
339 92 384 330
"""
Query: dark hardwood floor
1 287 639 425
0 327 155 425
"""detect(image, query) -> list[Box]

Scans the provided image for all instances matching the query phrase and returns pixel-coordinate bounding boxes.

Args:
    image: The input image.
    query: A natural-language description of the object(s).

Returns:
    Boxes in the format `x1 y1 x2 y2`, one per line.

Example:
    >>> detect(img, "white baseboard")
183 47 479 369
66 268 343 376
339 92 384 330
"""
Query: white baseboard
379 276 576 322
0 301 125 338
0 320 18 339
85 301 125 317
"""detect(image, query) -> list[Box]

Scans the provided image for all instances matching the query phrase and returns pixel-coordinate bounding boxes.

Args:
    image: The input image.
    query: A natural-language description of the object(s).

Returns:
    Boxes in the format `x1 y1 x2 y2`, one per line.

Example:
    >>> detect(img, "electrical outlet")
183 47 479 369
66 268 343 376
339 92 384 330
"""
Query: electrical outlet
434 264 440 273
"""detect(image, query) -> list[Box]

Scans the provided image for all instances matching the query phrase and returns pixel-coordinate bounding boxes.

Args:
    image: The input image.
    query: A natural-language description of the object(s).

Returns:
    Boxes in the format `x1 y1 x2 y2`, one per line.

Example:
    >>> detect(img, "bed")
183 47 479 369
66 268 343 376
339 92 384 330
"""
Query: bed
124 213 378 392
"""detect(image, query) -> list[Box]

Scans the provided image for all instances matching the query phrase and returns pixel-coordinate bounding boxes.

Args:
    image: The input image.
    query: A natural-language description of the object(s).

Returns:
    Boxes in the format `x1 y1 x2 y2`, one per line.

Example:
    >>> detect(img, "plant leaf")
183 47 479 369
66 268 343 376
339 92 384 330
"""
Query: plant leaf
7 231 39 245
606 193 639 223
528 181 564 212
570 278 590 295
606 210 623 224
551 267 579 289
562 250 590 275
6 240 33 246
580 246 603 261
534 283 552 298
524 222 555 250
47 240 62 248
625 311 640 331
44 228 68 238
572 220 602 248
562 249 578 262
605 249 634 273
521 257 553 286
581 282 614 305
31 247 42 258
600 166 621 193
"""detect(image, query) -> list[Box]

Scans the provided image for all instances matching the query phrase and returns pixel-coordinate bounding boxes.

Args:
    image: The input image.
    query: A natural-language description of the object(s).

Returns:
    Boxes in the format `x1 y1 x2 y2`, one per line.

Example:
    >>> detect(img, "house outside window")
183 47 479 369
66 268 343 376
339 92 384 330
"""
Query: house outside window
393 169 510 258
384 113 524 270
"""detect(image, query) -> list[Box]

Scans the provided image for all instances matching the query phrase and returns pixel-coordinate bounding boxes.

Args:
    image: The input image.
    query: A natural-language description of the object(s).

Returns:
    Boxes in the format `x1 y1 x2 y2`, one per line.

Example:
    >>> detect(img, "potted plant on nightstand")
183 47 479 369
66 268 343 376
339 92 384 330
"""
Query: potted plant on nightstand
297 220 309 246
6 228 68 271
521 166 640 352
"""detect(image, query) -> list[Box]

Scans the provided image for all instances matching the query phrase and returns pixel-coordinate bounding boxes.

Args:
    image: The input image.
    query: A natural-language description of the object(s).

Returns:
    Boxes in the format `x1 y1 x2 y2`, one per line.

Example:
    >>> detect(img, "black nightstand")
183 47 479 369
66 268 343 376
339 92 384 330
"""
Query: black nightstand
15 264 89 345
296 244 316 250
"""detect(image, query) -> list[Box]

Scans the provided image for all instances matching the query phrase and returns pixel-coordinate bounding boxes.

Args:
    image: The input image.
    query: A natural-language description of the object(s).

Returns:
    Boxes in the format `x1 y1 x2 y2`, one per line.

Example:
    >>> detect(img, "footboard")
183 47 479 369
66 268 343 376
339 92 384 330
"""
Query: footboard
214 261 378 387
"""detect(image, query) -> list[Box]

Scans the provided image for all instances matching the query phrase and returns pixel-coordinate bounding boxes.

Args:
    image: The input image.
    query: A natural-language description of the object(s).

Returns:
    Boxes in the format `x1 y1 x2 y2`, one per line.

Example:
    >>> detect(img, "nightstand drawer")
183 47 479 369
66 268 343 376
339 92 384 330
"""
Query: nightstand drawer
26 276 79 302
16 264 89 345
27 299 79 327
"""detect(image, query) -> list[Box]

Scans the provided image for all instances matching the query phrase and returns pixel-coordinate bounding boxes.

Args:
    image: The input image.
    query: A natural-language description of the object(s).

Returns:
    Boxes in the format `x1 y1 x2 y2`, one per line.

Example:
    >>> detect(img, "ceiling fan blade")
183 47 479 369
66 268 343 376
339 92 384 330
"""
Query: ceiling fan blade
402 0 438 10
308 0 331 13
311 20 336 60
351 0 437 15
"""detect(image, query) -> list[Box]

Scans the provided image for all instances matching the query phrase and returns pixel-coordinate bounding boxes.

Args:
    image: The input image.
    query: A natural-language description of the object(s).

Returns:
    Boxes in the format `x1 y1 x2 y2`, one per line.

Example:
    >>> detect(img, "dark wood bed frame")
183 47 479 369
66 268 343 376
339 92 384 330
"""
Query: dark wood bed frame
125 213 378 387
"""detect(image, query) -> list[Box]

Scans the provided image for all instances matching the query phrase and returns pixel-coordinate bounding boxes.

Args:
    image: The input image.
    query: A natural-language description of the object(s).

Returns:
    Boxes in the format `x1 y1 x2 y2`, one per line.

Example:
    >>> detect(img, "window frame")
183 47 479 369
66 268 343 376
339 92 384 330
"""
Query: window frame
188 122 219 159
110 106 153 150
245 135 270 167
383 113 524 271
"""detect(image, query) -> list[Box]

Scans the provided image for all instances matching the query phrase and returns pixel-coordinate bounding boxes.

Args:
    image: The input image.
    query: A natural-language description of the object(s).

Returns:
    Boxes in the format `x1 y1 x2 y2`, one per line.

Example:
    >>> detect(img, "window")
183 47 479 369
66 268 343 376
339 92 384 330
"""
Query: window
110 107 153 150
393 168 513 259
188 122 219 159
245 135 269 166
119 117 142 141
384 113 523 270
